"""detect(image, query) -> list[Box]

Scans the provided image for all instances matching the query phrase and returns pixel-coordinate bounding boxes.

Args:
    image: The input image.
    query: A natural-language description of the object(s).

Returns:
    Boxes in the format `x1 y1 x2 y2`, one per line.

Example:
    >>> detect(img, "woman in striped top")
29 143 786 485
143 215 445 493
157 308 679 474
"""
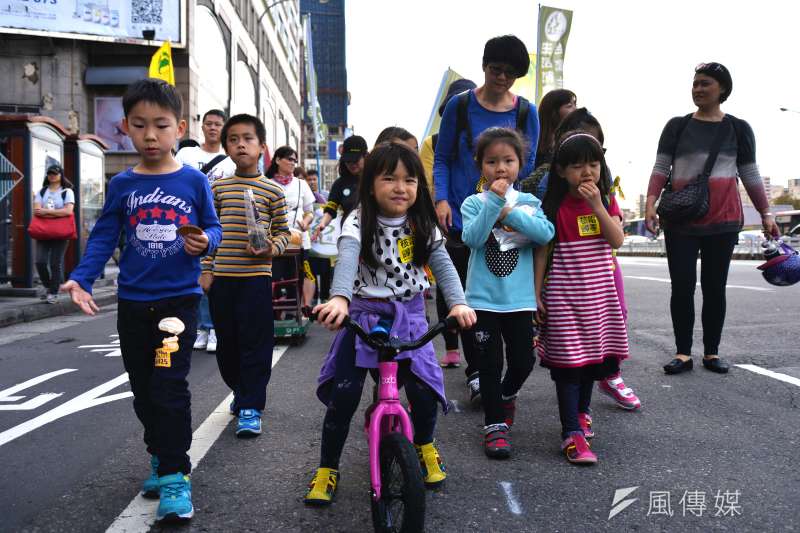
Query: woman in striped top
534 132 627 465
645 63 779 376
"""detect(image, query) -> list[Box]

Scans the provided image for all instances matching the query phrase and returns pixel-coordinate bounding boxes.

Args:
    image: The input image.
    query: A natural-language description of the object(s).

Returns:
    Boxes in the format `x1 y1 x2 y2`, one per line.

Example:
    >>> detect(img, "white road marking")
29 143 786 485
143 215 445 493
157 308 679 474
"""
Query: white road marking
624 275 774 292
106 344 290 533
449 399 461 413
735 364 800 388
0 368 77 402
499 481 522 515
0 373 131 447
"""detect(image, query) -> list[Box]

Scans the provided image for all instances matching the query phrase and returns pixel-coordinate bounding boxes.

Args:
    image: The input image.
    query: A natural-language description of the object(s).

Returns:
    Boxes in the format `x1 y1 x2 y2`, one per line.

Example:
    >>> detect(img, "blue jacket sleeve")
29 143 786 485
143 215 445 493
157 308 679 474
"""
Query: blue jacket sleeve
520 103 540 178
69 180 123 294
197 178 221 256
503 195 555 245
461 193 504 249
433 96 460 203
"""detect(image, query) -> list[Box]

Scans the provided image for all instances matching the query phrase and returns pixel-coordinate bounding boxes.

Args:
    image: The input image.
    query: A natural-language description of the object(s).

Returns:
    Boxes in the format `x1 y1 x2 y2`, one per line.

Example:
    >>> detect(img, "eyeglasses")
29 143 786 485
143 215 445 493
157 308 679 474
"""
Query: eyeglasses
486 64 517 79
284 157 298 164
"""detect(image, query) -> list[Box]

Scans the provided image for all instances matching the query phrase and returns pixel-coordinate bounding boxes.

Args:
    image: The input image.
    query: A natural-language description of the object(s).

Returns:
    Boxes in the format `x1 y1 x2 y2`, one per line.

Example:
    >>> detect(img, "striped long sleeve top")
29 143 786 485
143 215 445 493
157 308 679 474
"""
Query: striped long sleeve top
647 114 768 236
202 175 290 277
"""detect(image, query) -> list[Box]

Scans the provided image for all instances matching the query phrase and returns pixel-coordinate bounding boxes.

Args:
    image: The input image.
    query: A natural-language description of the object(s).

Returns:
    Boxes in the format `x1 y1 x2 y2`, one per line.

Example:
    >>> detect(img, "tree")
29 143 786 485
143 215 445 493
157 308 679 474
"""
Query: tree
771 194 800 210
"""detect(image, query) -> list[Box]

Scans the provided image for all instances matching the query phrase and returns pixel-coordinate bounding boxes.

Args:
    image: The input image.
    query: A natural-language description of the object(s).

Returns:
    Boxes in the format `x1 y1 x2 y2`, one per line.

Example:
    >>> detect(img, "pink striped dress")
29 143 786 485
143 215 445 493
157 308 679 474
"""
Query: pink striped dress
538 194 629 371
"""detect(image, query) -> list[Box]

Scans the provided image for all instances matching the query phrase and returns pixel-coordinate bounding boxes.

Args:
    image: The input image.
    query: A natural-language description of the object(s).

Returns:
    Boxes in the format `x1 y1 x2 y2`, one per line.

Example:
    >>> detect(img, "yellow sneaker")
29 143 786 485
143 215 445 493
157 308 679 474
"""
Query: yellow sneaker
415 442 446 488
303 468 339 506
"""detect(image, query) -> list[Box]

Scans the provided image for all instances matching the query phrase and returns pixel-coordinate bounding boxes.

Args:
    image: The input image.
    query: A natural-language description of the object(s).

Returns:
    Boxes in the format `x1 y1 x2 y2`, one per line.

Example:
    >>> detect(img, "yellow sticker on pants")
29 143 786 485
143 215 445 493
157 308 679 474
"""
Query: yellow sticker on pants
577 214 600 236
155 336 179 368
397 236 414 264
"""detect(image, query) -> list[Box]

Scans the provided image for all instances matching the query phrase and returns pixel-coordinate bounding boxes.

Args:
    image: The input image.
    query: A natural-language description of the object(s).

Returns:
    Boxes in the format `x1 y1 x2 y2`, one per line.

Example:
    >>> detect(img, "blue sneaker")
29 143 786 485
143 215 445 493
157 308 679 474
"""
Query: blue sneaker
156 473 193 522
236 409 262 437
141 455 159 499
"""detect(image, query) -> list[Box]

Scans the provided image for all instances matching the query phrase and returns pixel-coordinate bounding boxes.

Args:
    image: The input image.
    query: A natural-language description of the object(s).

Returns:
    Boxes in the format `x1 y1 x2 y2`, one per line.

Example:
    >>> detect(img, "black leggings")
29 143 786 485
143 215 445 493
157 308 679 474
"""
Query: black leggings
319 329 439 470
665 230 738 356
473 311 535 427
554 378 593 439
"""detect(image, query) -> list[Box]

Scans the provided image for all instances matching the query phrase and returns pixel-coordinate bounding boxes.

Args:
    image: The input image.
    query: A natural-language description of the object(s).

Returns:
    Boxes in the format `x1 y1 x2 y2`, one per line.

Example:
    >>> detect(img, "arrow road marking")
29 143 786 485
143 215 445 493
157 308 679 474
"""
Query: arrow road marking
0 368 77 410
0 373 132 447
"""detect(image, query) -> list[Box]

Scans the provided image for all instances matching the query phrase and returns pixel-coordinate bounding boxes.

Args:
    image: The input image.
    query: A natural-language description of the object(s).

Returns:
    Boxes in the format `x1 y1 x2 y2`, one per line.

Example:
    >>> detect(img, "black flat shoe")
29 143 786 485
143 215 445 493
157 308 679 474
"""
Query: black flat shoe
663 358 693 375
702 357 729 374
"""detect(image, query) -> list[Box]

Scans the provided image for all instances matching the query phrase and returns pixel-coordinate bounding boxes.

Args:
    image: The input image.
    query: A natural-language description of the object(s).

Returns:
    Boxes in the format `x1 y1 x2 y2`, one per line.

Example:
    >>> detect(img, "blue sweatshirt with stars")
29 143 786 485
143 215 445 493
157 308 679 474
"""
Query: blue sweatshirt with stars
70 166 222 301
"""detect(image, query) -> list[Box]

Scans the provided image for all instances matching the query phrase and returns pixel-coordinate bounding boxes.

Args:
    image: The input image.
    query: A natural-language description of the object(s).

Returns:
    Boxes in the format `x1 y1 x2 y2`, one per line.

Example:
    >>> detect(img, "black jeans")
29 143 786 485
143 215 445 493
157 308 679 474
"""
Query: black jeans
319 329 439 469
665 230 738 356
208 276 274 411
443 232 478 378
35 239 68 294
554 379 593 439
117 294 199 476
473 311 535 426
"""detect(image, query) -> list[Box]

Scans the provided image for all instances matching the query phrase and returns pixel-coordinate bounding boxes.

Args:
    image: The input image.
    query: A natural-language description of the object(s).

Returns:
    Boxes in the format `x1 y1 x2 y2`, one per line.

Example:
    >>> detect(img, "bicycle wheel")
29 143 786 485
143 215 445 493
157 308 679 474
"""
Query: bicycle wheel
370 432 426 533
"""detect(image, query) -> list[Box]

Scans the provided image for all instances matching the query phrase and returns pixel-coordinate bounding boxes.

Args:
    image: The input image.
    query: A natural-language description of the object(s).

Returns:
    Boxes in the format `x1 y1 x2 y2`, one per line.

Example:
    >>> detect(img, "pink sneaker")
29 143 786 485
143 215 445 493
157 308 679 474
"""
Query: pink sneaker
561 433 597 465
599 375 641 410
577 412 594 439
439 350 461 368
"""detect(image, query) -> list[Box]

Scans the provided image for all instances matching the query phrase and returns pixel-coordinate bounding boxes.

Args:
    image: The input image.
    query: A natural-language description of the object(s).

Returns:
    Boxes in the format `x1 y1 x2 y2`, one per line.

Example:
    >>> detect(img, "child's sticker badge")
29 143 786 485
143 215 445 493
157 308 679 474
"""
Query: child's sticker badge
577 214 601 237
397 236 414 264
155 337 179 368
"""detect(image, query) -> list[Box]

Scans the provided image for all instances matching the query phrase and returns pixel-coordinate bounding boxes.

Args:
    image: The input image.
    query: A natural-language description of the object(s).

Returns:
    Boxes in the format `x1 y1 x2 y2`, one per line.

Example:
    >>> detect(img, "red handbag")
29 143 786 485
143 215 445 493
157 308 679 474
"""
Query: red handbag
28 213 77 240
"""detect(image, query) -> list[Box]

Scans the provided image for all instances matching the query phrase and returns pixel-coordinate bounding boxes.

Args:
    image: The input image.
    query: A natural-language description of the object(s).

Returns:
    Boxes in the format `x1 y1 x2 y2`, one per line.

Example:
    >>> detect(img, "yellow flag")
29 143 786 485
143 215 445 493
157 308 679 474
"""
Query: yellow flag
148 41 175 86
511 53 537 102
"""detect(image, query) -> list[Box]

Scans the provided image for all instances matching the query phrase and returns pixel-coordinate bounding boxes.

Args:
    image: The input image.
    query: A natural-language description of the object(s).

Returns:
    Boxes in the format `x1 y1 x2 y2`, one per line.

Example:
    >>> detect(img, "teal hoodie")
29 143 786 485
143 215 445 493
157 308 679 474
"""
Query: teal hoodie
461 189 554 312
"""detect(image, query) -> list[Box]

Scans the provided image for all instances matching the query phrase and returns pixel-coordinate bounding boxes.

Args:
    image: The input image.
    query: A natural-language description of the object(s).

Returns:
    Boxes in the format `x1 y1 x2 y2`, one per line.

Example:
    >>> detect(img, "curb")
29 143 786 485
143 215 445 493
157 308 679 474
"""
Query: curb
0 288 118 328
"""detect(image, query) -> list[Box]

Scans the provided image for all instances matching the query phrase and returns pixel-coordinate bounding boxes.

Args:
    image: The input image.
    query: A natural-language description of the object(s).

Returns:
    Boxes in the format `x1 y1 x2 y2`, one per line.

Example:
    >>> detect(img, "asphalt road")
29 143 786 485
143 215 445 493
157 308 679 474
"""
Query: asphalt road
1 256 798 532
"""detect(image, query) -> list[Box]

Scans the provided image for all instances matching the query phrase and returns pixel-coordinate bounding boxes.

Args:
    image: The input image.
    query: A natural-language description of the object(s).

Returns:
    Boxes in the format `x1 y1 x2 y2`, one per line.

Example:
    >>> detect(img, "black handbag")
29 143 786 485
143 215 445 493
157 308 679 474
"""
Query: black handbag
657 116 728 223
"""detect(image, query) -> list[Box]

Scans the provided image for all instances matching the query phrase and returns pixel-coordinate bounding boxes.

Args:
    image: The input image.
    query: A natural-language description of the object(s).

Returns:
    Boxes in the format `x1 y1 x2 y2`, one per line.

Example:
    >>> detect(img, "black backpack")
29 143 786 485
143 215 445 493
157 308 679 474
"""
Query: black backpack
432 91 531 154
39 188 69 202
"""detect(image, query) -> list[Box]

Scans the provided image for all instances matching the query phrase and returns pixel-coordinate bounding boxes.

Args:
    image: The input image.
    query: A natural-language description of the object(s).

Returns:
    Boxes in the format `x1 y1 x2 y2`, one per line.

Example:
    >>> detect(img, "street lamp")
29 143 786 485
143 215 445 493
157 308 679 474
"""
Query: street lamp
779 107 800 114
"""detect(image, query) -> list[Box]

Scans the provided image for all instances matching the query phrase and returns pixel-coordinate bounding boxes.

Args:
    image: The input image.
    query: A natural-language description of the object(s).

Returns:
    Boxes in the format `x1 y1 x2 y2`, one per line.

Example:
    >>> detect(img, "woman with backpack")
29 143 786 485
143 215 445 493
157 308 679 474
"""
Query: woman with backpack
645 62 779 376
32 164 75 304
433 34 539 401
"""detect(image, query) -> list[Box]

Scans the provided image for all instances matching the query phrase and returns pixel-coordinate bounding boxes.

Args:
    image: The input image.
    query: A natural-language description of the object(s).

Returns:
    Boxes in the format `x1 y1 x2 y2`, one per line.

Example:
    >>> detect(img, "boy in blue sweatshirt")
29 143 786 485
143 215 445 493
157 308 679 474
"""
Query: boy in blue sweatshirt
62 79 222 523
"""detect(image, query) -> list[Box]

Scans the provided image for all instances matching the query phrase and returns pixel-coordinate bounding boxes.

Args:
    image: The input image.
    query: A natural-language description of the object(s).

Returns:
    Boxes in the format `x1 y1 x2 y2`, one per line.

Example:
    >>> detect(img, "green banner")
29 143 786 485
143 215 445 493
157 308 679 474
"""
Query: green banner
535 6 573 104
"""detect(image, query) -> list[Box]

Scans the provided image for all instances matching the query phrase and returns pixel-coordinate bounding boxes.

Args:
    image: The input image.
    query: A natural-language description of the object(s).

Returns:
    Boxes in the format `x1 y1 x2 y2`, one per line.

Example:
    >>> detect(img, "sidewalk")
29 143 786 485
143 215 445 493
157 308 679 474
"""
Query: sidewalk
0 264 119 328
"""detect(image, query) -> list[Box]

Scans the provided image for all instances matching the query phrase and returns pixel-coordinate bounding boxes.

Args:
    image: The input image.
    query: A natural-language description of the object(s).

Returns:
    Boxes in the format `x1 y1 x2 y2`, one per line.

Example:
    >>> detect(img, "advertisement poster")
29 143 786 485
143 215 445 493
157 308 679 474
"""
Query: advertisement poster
94 97 135 153
0 0 182 44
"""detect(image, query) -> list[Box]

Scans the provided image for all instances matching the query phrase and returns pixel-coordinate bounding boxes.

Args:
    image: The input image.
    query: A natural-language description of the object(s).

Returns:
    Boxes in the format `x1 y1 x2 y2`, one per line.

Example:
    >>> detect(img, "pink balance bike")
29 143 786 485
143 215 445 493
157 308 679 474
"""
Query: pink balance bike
341 315 457 533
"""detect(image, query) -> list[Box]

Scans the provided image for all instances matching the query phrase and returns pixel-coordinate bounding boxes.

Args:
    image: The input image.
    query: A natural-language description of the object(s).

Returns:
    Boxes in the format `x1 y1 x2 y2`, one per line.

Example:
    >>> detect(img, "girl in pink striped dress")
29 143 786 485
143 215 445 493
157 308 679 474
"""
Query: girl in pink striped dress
534 131 628 465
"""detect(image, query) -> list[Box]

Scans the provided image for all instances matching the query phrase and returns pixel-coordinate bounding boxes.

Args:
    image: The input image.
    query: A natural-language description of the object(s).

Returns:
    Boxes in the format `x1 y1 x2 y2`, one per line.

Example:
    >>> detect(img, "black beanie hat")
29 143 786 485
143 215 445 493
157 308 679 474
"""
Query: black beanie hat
695 62 732 103
482 35 530 78
438 78 478 116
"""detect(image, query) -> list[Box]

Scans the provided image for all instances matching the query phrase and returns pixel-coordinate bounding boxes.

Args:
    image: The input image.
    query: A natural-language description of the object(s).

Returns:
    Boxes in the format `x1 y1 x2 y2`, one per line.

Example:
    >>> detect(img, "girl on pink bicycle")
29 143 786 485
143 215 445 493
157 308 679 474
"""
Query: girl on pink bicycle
306 141 476 506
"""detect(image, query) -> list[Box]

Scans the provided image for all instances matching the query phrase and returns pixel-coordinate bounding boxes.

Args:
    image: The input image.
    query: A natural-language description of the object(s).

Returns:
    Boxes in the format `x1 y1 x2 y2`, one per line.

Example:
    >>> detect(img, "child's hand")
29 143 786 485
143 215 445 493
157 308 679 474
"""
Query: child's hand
60 280 99 316
246 242 274 257
199 272 214 292
577 180 603 210
489 178 511 199
535 296 547 325
447 304 476 330
313 296 349 331
184 231 209 255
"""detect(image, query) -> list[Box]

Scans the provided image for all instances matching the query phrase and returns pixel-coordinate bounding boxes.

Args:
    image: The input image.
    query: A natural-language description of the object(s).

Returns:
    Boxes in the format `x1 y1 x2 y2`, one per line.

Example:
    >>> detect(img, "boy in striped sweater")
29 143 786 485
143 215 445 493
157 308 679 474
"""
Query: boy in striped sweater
200 114 290 437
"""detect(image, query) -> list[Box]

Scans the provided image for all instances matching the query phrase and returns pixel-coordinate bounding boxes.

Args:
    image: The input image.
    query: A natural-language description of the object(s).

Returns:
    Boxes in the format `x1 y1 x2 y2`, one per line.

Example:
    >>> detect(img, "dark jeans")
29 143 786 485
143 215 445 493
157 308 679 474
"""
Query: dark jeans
443 232 478 378
208 276 274 411
554 379 593 439
35 239 68 294
117 294 199 476
665 230 738 356
319 329 439 469
473 311 535 426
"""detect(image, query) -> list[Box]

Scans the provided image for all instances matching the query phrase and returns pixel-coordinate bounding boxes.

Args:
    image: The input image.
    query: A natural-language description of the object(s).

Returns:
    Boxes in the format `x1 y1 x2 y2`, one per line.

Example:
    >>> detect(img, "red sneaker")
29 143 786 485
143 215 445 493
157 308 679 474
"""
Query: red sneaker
484 425 511 459
561 433 597 465
599 375 641 410
439 350 461 368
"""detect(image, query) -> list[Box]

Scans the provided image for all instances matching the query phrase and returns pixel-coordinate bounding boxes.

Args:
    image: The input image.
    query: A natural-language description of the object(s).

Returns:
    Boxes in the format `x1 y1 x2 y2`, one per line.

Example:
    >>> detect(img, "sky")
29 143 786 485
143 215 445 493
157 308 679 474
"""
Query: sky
344 0 800 208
